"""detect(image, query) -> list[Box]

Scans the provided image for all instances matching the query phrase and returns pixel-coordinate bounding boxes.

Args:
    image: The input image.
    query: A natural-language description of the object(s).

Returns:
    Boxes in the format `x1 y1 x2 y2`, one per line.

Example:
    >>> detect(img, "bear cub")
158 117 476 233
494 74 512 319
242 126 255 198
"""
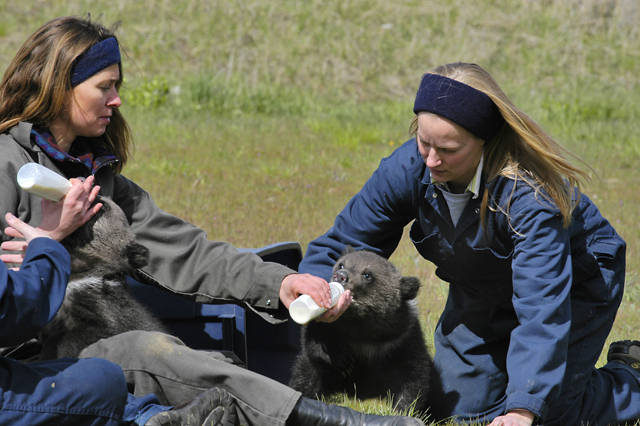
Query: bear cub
39 196 166 359
289 248 432 412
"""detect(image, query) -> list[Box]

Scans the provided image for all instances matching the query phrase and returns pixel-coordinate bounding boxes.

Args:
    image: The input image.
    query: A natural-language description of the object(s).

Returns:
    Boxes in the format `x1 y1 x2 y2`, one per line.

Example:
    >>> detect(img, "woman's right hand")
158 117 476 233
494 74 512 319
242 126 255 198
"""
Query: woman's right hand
1 176 102 266
489 409 535 426
279 273 352 323
36 175 102 241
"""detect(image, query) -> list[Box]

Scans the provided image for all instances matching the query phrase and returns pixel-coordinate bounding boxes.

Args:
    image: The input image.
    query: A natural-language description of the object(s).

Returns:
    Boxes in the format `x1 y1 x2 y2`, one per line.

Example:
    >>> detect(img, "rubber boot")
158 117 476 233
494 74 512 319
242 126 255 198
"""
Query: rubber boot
608 340 640 371
286 396 425 426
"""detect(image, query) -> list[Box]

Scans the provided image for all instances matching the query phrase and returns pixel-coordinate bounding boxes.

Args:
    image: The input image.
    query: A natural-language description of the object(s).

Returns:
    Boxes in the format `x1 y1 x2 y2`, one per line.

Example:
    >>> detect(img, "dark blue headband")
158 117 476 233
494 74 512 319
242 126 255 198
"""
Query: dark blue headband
413 73 504 141
70 37 121 86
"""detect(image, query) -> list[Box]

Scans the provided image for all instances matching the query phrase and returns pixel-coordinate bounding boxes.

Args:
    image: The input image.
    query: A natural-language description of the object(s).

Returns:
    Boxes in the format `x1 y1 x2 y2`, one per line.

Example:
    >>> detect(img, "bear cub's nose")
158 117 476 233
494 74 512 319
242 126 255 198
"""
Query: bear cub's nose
332 269 349 284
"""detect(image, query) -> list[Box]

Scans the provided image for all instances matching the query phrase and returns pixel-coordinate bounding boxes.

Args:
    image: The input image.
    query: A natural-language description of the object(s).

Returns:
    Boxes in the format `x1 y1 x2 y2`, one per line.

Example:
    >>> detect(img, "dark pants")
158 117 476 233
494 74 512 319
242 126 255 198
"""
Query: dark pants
428 252 640 425
80 330 301 426
0 356 167 425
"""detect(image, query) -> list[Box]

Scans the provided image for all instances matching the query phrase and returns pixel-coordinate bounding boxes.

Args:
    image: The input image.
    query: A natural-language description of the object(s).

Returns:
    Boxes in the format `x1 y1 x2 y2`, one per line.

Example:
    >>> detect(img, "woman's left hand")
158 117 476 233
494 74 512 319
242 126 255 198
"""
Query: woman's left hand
489 409 535 426
316 289 352 322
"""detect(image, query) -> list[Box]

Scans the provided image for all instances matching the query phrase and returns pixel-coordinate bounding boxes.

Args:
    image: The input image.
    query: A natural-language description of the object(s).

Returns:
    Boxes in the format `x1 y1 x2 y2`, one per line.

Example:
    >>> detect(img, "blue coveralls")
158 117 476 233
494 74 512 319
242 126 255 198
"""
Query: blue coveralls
299 139 640 425
0 237 169 425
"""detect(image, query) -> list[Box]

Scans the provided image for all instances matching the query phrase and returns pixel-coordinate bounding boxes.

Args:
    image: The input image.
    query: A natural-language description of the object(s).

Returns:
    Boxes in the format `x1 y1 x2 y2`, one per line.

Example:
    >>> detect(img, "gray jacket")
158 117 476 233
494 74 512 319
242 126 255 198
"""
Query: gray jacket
0 122 292 322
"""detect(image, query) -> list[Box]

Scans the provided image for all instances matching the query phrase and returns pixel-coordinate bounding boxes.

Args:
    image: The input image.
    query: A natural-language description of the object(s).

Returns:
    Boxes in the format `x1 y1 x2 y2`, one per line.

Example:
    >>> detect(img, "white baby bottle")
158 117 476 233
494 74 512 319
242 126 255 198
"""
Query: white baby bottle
289 281 345 325
17 163 71 201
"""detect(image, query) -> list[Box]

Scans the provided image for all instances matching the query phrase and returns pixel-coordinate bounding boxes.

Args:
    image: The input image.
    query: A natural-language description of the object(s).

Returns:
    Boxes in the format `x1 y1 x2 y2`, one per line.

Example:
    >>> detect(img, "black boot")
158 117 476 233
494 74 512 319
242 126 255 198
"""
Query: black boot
286 396 425 426
145 387 237 426
608 340 640 371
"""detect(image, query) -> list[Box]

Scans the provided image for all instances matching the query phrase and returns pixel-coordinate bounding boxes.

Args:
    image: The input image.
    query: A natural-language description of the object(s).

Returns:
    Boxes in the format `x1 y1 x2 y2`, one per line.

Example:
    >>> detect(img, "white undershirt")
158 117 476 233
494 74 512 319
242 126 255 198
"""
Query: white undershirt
431 153 484 227
440 189 473 226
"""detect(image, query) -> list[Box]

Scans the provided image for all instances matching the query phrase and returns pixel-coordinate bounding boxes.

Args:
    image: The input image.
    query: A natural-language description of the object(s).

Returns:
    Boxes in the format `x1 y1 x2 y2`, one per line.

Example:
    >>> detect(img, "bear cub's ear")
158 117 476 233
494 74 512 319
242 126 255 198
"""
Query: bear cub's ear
341 245 356 256
400 276 421 300
125 243 149 269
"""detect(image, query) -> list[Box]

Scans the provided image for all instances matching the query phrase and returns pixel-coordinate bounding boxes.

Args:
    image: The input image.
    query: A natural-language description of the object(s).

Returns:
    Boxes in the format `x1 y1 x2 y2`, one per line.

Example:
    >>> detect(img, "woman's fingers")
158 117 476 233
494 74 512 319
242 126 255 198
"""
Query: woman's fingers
1 239 27 252
0 253 26 265
3 212 40 244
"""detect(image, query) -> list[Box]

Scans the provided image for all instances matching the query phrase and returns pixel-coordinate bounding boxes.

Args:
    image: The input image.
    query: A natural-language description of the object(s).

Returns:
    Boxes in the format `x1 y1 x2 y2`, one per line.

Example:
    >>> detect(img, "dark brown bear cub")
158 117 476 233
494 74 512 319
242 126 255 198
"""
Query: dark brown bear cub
289 248 432 412
39 196 166 360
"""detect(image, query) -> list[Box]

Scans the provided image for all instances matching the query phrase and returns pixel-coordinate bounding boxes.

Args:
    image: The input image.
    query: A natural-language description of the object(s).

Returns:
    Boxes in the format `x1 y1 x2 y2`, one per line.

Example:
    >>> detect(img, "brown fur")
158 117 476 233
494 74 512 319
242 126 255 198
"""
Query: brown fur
290 248 432 411
39 197 166 359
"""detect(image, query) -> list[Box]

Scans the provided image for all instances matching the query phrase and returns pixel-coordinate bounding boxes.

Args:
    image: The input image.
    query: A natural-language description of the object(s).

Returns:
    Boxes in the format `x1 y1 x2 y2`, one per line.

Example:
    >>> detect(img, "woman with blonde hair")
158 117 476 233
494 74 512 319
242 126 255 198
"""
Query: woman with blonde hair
300 62 640 425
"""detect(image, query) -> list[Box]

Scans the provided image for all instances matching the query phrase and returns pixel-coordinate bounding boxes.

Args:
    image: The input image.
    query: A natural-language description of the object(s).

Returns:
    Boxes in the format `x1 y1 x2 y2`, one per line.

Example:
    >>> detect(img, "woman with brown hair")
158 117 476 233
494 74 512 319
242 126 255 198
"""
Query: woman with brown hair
0 178 240 425
0 15 420 426
300 62 640 425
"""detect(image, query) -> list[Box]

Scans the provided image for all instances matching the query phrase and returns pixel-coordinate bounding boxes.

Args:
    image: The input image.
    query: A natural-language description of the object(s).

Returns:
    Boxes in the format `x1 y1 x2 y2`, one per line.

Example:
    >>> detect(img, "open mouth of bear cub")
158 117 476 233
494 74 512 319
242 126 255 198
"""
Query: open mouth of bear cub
331 269 350 287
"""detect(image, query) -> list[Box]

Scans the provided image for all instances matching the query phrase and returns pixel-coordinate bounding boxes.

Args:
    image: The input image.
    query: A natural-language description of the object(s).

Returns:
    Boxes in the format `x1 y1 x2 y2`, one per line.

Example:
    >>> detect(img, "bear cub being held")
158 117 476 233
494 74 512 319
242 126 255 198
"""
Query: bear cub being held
39 196 167 360
289 248 432 412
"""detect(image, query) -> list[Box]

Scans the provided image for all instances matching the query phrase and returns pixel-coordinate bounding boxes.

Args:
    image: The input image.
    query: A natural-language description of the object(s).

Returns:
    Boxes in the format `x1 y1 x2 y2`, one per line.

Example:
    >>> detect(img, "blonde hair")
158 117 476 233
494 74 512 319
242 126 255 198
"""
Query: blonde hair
0 16 131 172
411 62 588 227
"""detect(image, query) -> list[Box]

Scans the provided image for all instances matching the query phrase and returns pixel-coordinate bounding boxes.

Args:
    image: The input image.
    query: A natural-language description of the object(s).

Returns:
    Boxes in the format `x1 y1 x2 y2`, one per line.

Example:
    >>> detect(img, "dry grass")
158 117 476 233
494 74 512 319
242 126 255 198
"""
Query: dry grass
1 0 639 423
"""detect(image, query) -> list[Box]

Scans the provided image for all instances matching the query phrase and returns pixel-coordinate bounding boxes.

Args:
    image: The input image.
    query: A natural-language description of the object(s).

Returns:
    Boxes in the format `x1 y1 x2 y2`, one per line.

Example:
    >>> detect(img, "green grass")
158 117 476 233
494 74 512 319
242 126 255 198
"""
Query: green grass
1 0 639 424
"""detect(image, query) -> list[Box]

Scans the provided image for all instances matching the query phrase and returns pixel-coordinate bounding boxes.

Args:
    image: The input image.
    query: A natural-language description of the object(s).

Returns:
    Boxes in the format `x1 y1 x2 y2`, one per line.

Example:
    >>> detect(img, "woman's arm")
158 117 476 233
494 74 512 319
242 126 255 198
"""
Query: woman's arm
0 238 70 344
0 179 102 343
299 139 422 280
502 184 574 419
111 174 295 319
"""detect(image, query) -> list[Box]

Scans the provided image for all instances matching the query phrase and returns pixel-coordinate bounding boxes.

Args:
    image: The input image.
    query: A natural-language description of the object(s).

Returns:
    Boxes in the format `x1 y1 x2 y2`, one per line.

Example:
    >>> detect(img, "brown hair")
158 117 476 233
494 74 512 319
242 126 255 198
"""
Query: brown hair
0 16 131 172
410 62 588 227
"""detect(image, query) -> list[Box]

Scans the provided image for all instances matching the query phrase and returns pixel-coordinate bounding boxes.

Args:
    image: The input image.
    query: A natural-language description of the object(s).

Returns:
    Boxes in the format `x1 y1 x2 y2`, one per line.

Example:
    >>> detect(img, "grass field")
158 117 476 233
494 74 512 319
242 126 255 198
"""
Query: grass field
1 0 639 424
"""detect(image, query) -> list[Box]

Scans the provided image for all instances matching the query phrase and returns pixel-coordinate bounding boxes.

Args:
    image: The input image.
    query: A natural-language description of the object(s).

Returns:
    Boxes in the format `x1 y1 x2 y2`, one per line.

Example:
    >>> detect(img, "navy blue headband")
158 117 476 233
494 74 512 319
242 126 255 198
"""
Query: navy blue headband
70 37 121 87
413 73 504 141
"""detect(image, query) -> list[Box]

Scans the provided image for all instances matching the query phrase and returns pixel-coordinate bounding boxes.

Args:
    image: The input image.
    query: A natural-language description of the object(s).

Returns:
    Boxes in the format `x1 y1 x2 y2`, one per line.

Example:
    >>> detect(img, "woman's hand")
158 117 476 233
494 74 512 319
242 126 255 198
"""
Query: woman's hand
36 175 102 241
1 175 102 267
280 273 352 322
489 409 535 426
316 290 352 322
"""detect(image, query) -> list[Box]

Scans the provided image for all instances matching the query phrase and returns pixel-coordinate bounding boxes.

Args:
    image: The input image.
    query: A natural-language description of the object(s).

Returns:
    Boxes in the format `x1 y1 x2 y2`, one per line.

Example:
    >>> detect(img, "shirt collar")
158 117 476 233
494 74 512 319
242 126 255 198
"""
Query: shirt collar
431 152 484 199
31 127 118 174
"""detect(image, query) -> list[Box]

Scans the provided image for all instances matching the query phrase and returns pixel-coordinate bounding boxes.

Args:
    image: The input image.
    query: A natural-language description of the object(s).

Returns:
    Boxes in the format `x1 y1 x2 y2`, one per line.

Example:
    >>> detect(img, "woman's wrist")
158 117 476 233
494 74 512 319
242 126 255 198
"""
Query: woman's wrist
506 409 535 424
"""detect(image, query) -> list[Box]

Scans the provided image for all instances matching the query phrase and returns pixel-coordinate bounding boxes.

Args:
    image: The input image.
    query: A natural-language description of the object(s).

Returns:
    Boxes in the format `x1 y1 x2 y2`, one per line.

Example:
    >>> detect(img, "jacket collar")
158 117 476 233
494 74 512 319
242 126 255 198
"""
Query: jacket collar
422 167 486 240
9 121 37 152
9 122 118 175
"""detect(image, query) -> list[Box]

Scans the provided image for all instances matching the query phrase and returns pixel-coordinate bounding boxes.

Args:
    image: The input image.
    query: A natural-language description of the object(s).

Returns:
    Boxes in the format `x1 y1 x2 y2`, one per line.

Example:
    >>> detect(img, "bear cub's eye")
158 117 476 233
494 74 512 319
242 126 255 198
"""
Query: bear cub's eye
362 272 372 281
338 263 344 269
